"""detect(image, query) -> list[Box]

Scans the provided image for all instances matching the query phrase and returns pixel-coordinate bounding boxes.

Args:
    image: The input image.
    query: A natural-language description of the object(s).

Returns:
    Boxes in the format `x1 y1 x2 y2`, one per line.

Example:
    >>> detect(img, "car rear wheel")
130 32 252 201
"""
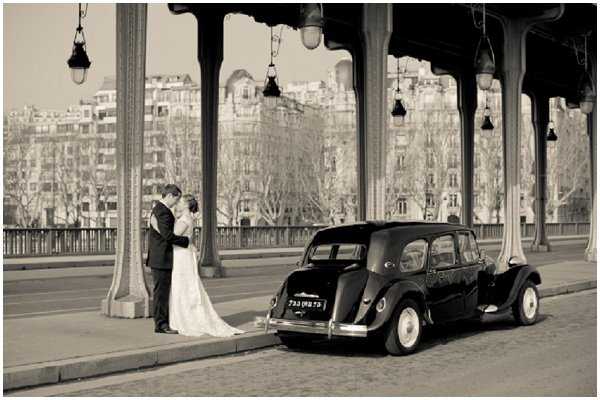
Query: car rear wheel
512 280 540 326
384 299 422 356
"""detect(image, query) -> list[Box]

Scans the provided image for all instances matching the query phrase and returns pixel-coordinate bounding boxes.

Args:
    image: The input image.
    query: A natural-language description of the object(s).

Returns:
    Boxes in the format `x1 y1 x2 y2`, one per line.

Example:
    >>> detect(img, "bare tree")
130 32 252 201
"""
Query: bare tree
546 108 589 221
3 137 43 227
398 109 457 221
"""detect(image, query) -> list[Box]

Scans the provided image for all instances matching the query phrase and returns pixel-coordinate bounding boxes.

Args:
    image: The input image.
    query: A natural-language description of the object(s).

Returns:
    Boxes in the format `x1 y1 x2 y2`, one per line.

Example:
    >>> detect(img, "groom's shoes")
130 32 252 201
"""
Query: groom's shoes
155 326 178 334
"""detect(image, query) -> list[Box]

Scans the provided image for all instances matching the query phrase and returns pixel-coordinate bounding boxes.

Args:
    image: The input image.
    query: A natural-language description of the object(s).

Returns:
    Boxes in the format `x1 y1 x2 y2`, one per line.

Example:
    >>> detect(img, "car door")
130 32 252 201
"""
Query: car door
457 231 483 316
425 233 465 322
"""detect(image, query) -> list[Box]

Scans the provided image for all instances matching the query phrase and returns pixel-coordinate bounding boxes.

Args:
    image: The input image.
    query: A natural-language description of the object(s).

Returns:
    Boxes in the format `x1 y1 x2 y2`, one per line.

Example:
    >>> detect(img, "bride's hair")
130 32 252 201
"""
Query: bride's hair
182 194 199 213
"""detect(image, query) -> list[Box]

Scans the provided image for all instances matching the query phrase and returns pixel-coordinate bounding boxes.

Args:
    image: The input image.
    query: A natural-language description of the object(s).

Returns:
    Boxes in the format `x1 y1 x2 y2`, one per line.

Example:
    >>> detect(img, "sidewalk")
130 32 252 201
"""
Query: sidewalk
2 235 588 274
3 259 596 392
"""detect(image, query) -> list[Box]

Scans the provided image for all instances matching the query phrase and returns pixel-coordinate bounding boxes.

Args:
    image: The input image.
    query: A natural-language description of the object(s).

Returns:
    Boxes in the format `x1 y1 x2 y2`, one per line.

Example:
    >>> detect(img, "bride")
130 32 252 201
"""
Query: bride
151 194 243 337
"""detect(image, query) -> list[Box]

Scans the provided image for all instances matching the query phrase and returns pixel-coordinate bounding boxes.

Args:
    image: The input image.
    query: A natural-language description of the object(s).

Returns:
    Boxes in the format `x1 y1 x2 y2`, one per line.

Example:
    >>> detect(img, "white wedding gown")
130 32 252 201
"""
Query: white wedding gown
169 215 244 337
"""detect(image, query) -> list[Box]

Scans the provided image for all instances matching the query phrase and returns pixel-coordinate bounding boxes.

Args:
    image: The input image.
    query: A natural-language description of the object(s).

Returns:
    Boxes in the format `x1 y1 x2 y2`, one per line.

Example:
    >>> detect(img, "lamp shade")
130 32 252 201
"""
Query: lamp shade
391 98 407 126
474 35 495 91
263 74 281 108
481 115 494 131
67 42 91 85
301 26 322 50
299 4 323 50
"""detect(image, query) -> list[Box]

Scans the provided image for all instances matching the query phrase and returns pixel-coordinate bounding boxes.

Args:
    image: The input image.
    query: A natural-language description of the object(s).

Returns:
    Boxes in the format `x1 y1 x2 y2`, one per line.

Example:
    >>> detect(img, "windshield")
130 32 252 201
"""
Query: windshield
308 243 367 262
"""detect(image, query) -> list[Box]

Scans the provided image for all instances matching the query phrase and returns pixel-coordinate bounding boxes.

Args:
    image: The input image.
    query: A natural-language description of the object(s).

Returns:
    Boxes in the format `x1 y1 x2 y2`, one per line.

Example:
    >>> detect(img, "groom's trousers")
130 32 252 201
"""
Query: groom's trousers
152 268 171 330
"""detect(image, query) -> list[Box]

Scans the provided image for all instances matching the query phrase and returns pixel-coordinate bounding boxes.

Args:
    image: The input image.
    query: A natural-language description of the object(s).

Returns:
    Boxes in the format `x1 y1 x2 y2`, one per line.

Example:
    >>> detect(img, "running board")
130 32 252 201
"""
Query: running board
477 305 499 313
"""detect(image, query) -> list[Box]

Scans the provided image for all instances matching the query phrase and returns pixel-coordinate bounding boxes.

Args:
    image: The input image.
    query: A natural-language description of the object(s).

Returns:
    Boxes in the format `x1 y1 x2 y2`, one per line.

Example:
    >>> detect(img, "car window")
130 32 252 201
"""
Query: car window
430 234 456 269
399 239 428 272
309 243 366 261
458 231 479 264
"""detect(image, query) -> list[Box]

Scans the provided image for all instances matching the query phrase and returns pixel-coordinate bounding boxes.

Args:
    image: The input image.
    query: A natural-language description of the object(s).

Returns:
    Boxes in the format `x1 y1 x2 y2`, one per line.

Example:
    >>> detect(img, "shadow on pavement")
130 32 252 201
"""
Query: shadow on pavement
274 312 551 357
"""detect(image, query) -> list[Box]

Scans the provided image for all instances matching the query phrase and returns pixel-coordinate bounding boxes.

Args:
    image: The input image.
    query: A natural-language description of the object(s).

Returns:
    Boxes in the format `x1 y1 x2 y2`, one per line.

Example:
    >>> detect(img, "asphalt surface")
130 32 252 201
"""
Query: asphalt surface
2 242 588 319
11 289 596 396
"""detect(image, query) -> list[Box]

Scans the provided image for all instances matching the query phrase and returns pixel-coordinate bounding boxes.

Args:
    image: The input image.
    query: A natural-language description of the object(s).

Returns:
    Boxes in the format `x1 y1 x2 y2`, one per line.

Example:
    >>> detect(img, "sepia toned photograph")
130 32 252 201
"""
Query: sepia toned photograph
2 1 597 397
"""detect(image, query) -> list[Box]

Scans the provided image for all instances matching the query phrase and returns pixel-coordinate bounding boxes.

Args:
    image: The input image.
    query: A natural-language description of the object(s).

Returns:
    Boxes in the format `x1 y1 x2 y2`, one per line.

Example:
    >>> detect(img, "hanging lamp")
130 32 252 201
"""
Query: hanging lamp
67 3 91 85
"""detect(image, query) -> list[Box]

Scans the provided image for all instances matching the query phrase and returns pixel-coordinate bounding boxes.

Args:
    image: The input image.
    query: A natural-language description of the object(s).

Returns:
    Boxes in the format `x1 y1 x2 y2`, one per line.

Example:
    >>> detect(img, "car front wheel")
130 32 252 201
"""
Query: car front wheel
384 299 422 355
512 280 540 325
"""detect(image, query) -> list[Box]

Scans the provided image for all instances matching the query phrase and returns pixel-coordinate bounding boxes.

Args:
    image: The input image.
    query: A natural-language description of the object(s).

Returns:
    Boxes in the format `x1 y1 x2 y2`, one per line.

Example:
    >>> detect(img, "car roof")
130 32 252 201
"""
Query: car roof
311 220 469 244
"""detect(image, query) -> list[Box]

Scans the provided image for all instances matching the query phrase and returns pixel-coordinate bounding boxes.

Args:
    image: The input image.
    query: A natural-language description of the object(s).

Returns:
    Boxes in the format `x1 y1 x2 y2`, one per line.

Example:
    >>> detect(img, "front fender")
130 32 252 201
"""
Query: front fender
493 264 541 312
364 280 426 333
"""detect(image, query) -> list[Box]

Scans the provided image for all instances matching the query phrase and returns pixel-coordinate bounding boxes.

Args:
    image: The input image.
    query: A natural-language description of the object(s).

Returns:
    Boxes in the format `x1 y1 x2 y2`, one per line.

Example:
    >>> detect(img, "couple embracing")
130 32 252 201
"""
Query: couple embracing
146 184 243 337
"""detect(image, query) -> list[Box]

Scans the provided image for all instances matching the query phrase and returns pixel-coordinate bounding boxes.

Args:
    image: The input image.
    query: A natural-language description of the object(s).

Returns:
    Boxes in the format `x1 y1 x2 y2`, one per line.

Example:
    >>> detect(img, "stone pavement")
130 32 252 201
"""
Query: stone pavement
3 258 596 392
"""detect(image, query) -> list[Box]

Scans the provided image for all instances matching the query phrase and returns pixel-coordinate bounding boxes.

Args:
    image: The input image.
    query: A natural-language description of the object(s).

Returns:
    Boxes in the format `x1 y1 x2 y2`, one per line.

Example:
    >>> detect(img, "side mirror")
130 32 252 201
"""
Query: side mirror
295 260 301 267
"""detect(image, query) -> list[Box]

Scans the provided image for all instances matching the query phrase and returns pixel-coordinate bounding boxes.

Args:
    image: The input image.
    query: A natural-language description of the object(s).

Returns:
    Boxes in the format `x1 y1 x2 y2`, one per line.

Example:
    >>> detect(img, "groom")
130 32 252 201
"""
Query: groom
147 184 190 334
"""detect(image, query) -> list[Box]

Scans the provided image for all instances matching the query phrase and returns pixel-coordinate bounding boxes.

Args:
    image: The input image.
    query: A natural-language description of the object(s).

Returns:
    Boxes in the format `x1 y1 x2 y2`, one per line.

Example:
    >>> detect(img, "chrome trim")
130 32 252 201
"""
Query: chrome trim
258 318 368 338
264 310 271 333
294 292 320 298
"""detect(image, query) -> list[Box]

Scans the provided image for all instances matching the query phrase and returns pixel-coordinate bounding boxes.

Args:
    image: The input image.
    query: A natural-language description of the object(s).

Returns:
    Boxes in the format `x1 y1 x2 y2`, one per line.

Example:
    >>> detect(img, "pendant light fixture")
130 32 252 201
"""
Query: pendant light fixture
473 4 495 91
67 3 91 85
391 57 407 126
263 26 282 108
546 120 558 141
481 93 494 132
299 3 323 50
576 34 595 114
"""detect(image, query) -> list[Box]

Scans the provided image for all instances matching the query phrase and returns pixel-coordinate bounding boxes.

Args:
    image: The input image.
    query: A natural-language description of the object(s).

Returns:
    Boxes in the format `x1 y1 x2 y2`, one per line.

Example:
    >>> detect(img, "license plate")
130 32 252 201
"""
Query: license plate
287 298 327 311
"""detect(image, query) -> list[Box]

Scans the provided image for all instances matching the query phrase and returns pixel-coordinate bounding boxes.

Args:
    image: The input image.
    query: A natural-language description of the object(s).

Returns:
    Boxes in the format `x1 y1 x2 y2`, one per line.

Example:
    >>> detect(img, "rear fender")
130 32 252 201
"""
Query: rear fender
363 280 426 333
492 264 541 312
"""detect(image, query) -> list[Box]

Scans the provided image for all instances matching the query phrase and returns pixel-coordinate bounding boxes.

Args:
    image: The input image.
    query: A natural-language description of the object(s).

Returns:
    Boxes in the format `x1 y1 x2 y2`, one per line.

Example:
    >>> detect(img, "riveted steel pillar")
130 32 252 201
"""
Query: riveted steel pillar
102 3 151 318
196 14 224 277
457 73 477 227
497 7 563 271
357 4 392 221
497 18 529 271
352 45 367 222
530 92 551 252
585 104 597 262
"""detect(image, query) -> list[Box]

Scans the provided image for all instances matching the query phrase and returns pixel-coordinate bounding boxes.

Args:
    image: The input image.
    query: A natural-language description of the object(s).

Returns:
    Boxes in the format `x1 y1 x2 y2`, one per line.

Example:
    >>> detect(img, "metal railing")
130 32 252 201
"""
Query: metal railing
2 222 590 258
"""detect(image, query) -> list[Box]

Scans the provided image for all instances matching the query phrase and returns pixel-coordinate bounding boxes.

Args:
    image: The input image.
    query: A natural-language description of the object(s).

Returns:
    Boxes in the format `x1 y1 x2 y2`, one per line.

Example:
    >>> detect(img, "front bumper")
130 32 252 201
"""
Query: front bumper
255 315 367 338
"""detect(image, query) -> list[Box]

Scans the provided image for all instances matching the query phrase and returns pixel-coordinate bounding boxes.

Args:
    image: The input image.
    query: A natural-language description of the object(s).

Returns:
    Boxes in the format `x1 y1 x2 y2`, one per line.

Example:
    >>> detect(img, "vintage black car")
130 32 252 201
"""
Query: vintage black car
258 221 541 355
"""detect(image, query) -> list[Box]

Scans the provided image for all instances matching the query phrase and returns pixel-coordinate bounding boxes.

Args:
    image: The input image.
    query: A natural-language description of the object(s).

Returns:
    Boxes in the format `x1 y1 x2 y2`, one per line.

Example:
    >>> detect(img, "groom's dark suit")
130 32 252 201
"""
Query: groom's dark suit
147 201 189 331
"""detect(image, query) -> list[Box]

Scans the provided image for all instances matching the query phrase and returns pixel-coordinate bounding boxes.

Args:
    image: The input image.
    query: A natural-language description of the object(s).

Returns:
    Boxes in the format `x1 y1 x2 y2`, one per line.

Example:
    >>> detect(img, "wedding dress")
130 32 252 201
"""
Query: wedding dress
169 214 244 337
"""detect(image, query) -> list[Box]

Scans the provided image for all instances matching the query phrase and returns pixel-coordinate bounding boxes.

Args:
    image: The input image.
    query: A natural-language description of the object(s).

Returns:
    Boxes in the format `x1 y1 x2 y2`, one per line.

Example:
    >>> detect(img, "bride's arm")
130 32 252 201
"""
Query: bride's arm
174 219 189 236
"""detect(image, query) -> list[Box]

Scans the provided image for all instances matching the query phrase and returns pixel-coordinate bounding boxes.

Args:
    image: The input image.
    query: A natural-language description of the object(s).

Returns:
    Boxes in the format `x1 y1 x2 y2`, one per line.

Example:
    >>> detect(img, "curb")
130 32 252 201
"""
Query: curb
3 331 281 392
4 280 596 392
539 280 597 298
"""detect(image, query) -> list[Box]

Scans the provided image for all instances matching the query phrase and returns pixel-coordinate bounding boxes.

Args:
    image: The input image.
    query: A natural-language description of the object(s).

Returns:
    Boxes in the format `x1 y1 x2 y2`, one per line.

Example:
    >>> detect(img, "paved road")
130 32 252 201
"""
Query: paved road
12 289 596 397
3 242 587 319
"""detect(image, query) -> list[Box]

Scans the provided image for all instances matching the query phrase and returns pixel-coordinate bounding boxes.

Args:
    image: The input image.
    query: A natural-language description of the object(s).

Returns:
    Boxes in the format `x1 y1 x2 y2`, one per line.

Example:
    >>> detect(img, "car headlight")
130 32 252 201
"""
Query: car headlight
376 297 386 313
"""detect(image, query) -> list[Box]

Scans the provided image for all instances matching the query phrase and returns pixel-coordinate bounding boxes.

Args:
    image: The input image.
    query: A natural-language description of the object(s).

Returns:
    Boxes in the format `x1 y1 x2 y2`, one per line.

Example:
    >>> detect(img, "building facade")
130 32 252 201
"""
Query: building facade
3 61 591 228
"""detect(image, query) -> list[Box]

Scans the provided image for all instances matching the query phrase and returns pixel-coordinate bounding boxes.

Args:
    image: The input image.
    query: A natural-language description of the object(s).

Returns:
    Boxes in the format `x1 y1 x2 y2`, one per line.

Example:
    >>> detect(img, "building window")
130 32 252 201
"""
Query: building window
427 173 435 188
397 197 407 215
107 202 117 211
426 193 435 208
449 193 459 208
449 173 458 188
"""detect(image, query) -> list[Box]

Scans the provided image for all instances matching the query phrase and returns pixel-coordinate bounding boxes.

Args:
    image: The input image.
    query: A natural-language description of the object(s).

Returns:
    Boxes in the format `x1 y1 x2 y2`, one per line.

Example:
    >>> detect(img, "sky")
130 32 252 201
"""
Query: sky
3 3 350 111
